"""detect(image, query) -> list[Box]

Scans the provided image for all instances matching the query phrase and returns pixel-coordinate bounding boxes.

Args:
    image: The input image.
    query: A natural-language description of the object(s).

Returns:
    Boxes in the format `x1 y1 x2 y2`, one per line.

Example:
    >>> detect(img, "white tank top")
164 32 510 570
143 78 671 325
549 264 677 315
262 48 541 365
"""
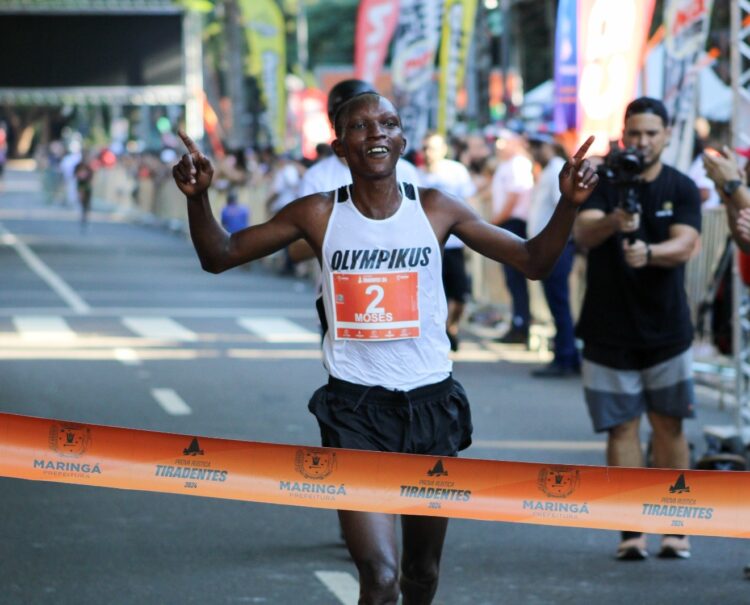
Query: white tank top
320 183 451 390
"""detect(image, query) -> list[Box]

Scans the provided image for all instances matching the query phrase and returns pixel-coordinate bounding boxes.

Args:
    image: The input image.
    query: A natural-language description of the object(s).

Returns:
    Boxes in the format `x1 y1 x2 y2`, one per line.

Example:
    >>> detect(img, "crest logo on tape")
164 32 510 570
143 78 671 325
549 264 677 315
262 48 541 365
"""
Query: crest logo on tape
295 449 336 480
537 467 580 498
49 423 90 458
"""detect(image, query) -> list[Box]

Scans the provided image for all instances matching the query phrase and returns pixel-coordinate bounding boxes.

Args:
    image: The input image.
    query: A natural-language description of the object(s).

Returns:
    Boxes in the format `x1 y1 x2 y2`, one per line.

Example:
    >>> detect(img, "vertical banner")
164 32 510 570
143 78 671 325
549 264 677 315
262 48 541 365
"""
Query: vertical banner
662 0 715 171
577 0 656 155
354 0 400 85
437 0 478 135
391 0 444 151
553 0 578 133
201 92 226 159
240 0 287 153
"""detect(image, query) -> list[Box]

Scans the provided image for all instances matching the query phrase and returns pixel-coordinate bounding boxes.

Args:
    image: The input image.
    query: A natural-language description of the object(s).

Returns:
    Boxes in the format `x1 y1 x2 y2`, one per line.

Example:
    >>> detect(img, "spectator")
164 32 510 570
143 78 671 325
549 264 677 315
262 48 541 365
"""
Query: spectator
688 136 720 208
314 142 333 163
703 146 750 251
221 190 249 234
60 140 82 208
266 153 303 215
419 132 477 351
702 144 750 581
527 132 580 377
490 129 534 344
74 150 96 231
574 97 701 561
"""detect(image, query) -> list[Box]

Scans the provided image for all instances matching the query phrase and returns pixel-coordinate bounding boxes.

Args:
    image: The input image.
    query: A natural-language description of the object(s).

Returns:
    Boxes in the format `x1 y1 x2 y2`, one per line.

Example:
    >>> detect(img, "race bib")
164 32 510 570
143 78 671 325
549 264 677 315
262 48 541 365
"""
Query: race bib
331 272 420 340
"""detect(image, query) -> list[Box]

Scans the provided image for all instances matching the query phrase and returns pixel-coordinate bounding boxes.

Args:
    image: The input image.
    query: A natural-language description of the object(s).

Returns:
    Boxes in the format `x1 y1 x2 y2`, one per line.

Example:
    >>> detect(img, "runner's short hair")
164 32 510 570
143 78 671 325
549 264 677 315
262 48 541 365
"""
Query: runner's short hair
327 79 378 124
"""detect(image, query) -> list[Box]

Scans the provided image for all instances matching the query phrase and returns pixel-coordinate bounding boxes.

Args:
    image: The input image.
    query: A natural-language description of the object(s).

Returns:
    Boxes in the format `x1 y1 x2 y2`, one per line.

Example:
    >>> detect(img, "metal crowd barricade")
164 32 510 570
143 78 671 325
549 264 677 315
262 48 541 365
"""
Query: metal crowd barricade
686 205 750 464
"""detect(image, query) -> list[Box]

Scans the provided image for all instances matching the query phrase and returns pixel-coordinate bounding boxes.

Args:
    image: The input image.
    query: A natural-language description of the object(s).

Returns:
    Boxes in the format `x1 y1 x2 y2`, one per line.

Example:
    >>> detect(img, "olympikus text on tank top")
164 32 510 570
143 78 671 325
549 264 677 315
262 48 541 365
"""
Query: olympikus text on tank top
330 247 432 271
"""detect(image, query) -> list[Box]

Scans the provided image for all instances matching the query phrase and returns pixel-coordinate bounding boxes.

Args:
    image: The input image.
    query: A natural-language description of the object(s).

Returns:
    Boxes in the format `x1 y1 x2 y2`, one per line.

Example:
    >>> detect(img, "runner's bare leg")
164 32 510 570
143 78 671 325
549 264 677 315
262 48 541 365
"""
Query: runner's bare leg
400 515 449 605
338 510 400 605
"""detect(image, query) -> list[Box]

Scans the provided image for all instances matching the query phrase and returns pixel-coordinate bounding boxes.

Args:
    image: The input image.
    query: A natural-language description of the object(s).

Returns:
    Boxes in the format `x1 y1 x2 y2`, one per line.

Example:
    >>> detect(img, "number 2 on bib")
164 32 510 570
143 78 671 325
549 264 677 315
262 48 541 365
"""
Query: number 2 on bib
331 272 420 341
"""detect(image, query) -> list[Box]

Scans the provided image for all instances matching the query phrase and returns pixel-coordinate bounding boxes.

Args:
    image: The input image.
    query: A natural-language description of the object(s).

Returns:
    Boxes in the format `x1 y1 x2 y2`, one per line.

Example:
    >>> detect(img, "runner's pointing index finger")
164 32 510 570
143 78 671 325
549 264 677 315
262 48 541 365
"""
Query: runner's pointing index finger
571 135 595 165
178 129 199 156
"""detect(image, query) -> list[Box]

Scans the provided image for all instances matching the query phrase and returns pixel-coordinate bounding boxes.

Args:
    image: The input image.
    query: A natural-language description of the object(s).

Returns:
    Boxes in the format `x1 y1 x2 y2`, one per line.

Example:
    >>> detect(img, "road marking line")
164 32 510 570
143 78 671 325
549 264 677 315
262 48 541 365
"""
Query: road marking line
13 316 77 341
151 388 191 416
472 439 606 451
0 222 90 314
0 349 215 361
237 317 319 343
113 347 141 365
314 571 359 605
227 349 322 360
122 317 198 342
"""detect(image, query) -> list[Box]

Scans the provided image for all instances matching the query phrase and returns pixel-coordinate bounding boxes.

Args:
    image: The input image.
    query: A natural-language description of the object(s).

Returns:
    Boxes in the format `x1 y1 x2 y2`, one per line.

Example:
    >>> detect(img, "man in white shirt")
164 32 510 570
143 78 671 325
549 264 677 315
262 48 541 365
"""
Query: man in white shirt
419 132 477 350
266 154 302 214
490 130 534 344
527 132 580 376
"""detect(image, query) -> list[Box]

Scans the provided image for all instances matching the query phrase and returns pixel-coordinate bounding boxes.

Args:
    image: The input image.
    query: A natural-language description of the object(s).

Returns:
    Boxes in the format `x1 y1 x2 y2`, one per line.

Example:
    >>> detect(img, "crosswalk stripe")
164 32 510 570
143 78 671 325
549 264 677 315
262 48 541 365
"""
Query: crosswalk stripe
237 317 319 343
0 308 318 318
122 317 198 342
13 316 77 341
151 388 192 415
314 571 359 605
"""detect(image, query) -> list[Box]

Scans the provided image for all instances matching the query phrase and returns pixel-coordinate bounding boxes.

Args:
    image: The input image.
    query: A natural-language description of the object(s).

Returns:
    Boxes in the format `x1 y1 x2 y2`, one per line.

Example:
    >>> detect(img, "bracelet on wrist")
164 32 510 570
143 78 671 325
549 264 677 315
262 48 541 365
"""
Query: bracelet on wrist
645 243 652 264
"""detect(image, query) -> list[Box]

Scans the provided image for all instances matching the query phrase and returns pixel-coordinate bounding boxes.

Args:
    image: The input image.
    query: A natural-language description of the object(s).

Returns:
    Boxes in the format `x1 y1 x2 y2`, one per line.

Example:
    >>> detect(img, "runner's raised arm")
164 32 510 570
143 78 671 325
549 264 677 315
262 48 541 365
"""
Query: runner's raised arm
428 136 598 279
173 130 329 273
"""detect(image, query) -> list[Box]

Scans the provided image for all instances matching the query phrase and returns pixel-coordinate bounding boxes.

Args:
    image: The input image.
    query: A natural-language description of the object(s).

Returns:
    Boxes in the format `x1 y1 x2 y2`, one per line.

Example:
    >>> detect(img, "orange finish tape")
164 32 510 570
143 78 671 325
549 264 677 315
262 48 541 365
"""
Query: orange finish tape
1 411 749 539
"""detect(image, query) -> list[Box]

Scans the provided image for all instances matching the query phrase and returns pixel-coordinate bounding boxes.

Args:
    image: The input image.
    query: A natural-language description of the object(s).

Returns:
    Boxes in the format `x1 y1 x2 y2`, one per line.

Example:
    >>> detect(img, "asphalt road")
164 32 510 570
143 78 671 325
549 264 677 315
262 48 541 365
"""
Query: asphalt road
0 169 747 604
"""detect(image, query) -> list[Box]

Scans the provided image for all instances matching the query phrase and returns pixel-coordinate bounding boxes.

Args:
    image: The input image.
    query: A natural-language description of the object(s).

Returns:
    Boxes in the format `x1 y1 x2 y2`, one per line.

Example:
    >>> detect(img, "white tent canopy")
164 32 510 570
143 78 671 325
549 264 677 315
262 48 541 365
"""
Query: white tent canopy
522 44 732 124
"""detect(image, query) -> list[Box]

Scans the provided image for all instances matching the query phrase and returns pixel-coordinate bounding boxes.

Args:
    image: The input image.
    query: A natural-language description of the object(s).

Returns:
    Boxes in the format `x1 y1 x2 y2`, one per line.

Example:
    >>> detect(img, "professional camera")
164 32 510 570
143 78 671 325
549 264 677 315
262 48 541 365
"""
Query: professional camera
596 143 645 215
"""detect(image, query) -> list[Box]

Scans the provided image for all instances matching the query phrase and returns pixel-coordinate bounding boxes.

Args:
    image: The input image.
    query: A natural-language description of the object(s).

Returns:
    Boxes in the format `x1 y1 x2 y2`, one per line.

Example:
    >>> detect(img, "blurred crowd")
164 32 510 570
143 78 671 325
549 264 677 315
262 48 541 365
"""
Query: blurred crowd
28 119 750 362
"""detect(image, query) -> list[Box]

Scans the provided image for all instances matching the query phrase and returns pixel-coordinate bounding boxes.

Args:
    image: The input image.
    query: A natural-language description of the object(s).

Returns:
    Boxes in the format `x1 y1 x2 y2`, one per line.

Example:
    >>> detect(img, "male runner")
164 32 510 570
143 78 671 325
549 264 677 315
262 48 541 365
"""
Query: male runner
173 93 598 605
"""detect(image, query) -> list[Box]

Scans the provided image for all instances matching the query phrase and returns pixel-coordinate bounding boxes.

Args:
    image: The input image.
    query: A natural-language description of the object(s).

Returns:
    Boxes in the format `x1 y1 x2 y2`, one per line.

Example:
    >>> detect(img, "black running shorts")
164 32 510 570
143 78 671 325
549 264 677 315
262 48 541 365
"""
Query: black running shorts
442 247 471 303
308 375 473 456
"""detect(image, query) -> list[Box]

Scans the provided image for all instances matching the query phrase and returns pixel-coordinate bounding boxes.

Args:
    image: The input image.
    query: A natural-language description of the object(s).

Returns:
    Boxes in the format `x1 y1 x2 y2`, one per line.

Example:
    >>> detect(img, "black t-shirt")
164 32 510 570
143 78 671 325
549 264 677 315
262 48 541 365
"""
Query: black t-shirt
575 164 702 348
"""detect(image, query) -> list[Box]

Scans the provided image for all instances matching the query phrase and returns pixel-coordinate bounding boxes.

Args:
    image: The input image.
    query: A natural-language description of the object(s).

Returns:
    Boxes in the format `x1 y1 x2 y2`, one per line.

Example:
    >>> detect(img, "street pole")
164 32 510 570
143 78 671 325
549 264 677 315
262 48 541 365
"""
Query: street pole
224 0 249 150
470 4 490 127
500 0 512 116
297 0 309 72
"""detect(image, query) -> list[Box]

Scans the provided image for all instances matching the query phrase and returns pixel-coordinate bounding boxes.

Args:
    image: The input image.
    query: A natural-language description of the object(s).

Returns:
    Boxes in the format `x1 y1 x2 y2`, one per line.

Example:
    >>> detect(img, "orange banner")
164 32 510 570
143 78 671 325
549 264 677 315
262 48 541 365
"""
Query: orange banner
1 412 748 538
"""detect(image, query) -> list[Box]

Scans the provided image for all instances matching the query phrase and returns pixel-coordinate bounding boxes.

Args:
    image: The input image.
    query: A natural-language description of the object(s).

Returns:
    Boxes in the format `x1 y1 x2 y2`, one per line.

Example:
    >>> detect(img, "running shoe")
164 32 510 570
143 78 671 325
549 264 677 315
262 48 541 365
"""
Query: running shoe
658 535 691 559
616 534 648 561
494 327 529 345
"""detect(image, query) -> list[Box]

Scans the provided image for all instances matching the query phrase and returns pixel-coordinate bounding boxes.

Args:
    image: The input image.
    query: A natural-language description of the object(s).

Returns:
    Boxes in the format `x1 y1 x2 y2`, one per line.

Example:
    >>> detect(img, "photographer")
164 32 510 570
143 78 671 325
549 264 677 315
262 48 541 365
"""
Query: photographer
573 97 702 561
